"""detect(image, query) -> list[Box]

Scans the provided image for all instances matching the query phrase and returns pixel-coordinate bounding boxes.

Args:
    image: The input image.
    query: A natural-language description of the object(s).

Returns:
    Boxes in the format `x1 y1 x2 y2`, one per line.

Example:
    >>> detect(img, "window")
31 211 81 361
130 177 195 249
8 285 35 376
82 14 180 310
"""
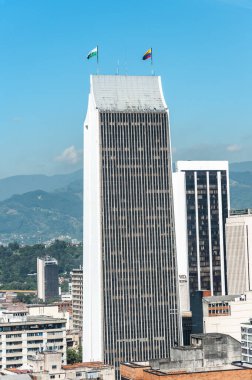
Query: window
50 376 55 379
52 365 57 369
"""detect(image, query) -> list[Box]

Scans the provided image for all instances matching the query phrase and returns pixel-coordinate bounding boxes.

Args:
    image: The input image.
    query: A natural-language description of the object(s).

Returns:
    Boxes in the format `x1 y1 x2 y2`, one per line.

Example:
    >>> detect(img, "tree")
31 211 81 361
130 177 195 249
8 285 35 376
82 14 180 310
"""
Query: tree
67 348 81 364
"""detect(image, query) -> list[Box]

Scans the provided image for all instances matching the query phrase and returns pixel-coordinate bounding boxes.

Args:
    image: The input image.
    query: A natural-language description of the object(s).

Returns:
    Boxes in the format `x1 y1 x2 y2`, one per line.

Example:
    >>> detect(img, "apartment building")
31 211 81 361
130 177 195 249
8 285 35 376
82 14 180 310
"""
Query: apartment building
0 310 67 369
71 268 83 331
241 319 252 364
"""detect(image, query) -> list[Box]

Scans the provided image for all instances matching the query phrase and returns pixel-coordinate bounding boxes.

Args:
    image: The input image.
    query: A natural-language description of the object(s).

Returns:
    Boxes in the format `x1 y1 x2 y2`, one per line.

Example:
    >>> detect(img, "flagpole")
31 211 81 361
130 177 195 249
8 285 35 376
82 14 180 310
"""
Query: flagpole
151 47 154 76
97 45 99 75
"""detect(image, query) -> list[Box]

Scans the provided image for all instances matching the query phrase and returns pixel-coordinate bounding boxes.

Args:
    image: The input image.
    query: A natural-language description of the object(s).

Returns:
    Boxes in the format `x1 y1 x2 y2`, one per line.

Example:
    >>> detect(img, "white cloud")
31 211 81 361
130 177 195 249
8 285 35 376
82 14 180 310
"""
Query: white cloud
171 146 177 154
56 145 82 165
226 144 242 152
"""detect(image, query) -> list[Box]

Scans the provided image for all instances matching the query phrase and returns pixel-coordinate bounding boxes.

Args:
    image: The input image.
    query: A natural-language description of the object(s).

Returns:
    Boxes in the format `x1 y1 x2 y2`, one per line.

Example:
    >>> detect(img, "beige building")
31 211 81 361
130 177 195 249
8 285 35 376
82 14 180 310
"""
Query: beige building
71 269 83 332
226 209 252 294
202 291 252 341
27 351 65 380
27 305 72 331
3 352 115 380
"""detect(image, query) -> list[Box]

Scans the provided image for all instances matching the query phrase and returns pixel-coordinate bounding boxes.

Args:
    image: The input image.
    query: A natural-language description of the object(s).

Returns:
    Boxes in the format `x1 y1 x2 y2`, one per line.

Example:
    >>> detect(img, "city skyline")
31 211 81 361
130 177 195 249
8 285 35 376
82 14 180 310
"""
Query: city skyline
1 0 252 179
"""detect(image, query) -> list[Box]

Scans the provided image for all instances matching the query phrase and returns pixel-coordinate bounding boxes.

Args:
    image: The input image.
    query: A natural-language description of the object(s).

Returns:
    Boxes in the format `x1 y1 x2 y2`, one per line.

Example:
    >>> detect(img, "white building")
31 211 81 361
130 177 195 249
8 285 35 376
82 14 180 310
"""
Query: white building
241 319 252 364
83 75 181 373
226 209 252 294
202 291 252 341
0 309 67 369
174 161 230 296
172 172 190 312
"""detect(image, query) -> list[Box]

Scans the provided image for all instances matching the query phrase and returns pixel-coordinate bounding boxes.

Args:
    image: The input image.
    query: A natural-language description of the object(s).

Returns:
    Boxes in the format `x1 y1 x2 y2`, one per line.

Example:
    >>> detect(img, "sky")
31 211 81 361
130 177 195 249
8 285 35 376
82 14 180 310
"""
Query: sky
1 0 252 179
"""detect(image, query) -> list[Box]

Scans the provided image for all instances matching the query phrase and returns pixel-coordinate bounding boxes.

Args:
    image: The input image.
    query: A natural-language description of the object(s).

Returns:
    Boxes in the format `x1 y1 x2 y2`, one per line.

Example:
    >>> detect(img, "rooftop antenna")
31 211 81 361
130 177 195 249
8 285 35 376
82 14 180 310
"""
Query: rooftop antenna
151 47 155 76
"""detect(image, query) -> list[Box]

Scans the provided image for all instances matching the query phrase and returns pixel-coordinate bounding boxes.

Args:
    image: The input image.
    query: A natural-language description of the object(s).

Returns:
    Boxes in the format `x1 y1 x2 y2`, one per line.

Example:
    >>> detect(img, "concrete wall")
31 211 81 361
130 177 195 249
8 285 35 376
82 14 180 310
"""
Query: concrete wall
203 292 252 341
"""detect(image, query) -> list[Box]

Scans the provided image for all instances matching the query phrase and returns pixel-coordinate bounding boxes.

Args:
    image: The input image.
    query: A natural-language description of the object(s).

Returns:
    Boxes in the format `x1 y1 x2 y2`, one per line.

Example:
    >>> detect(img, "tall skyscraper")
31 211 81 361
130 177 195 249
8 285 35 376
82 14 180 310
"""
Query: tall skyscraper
174 161 230 296
226 209 252 294
83 75 181 373
37 256 59 301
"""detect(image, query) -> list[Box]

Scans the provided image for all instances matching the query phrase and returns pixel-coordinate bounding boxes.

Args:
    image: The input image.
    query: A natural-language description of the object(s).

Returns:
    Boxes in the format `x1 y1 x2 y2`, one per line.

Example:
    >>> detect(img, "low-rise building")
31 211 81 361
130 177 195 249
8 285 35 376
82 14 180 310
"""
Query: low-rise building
2 352 115 380
120 333 252 380
27 351 65 380
62 362 114 380
202 291 252 341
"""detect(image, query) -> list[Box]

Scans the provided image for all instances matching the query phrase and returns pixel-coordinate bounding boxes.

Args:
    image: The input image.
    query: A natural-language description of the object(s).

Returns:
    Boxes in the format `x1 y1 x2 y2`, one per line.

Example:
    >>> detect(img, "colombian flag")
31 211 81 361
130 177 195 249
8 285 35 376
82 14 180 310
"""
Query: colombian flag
142 48 152 61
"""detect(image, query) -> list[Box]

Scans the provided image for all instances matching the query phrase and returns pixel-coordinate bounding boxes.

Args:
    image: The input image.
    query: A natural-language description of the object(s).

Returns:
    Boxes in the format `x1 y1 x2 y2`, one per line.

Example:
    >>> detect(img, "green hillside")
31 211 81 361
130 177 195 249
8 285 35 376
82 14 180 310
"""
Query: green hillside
0 240 82 291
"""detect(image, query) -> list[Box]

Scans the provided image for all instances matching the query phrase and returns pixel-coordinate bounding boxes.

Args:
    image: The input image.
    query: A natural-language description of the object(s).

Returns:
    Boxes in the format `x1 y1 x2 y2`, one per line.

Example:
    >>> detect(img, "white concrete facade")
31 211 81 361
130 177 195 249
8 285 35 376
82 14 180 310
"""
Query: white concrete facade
226 211 252 294
83 78 103 362
203 291 252 342
172 172 190 312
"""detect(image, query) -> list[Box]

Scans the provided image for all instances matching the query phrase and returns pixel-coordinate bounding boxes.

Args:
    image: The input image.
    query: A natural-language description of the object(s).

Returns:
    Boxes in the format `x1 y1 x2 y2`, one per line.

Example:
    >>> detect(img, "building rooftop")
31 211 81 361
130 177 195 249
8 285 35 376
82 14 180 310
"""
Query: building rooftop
91 75 167 112
203 294 241 303
62 362 113 370
191 332 229 339
230 209 252 216
176 160 229 172
0 375 32 380
0 314 66 326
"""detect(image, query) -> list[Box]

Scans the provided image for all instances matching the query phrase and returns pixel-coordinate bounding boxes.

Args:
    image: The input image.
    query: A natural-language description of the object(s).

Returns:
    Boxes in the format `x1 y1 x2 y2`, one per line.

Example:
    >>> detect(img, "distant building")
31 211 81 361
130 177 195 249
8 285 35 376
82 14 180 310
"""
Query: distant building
226 209 252 294
37 257 59 302
241 319 252 364
174 161 230 296
71 268 83 331
0 309 66 369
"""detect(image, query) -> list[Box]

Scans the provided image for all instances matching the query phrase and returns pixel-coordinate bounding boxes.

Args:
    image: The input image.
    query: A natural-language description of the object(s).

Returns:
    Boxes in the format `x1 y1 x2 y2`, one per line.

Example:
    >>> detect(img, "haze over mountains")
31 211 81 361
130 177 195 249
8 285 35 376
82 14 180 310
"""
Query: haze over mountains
0 163 252 245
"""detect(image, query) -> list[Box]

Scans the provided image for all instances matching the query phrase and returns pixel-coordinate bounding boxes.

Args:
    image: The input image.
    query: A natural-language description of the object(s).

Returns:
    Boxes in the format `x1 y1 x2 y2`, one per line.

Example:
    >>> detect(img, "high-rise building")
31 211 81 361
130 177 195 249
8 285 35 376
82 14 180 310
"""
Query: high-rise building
83 75 181 373
226 209 252 294
37 256 59 302
174 161 230 296
71 267 83 331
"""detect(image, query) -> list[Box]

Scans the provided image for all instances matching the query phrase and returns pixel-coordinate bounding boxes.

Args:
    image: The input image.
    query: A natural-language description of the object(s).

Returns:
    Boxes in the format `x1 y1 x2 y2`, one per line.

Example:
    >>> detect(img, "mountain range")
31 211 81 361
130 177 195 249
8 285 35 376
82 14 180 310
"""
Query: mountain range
0 162 252 244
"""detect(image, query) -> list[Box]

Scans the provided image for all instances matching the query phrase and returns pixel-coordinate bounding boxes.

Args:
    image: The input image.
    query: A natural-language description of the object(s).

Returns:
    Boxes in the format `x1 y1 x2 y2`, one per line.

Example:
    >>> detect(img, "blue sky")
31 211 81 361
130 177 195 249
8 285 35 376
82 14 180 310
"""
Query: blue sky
1 0 252 178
